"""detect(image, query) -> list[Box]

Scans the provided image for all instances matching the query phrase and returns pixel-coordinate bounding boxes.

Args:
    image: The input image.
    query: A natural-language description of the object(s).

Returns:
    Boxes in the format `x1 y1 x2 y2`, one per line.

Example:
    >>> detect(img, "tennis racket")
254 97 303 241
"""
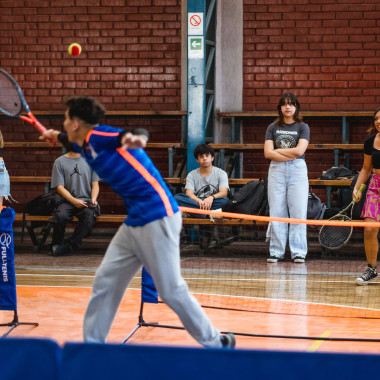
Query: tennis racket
0 68 47 134
318 183 366 250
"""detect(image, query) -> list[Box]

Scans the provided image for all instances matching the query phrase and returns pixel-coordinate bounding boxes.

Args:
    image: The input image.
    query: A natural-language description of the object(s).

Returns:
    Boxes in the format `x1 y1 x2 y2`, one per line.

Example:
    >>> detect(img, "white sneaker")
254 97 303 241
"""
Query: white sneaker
267 256 279 263
294 256 305 263
355 265 378 285
210 208 223 221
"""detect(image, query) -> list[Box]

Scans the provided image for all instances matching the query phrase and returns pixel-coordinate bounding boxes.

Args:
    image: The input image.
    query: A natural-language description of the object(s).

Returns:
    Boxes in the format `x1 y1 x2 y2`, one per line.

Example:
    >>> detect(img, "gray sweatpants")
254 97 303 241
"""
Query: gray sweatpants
83 211 222 347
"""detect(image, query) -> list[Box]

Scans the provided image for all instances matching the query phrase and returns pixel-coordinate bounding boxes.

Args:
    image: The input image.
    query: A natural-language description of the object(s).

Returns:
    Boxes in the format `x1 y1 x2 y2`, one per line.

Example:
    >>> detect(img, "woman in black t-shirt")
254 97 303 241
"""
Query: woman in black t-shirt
353 107 380 285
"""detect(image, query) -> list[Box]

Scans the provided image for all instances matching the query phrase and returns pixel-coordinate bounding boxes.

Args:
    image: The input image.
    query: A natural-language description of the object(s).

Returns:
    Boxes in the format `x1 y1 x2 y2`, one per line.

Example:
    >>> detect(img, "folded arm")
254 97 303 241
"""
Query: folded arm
264 139 309 161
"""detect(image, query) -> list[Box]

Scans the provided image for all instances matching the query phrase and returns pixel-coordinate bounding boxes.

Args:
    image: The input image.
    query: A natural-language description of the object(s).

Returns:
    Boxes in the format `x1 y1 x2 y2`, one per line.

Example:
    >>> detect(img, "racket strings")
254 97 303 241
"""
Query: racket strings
0 72 22 116
319 214 353 249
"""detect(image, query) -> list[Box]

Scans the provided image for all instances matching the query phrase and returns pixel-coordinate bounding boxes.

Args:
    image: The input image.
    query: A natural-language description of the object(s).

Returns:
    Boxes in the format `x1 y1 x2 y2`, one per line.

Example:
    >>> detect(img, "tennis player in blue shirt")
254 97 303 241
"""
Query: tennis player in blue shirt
41 96 235 348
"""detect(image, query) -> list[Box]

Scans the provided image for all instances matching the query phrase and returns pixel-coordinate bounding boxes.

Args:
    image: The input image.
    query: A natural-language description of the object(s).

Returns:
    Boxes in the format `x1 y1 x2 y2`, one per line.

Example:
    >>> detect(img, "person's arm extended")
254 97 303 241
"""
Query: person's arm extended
90 181 99 204
353 154 372 201
56 185 88 208
119 128 149 150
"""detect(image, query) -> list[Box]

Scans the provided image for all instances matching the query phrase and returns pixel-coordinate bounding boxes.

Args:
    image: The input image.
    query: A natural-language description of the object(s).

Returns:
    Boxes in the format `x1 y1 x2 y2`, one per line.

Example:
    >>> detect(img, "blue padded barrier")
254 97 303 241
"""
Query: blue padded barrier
1 338 380 380
61 342 380 380
0 338 61 380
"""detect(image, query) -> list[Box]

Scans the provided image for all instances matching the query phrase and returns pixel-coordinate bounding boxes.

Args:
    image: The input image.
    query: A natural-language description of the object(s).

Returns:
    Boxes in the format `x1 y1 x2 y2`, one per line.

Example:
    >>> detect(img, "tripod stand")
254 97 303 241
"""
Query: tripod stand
0 310 39 338
122 301 185 344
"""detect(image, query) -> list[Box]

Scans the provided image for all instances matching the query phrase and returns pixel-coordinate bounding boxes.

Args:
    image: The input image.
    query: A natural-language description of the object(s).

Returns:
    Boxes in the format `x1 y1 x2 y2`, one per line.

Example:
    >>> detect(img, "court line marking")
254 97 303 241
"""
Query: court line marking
16 285 141 290
307 330 331 352
15 274 380 312
16 273 361 284
307 330 380 352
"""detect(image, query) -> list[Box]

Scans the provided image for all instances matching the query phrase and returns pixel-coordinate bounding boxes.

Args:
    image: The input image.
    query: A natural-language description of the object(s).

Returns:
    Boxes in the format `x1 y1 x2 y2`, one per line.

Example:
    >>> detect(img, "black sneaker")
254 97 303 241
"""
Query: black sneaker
220 333 235 349
267 255 279 263
355 265 378 285
52 243 72 257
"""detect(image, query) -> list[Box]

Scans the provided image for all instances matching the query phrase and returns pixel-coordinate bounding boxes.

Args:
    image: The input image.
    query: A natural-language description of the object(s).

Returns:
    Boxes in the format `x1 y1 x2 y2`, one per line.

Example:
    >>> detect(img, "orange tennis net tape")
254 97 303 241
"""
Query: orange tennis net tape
179 207 380 227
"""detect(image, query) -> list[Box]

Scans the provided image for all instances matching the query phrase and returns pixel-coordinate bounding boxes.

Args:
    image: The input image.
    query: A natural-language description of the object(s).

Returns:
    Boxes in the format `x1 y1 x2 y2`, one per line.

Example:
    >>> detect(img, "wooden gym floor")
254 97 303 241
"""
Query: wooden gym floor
2 244 380 354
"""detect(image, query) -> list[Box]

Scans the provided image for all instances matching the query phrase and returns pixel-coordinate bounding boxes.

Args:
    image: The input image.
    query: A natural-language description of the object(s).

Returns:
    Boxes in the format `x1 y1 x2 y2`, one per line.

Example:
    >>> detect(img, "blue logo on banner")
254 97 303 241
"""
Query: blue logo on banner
0 208 17 311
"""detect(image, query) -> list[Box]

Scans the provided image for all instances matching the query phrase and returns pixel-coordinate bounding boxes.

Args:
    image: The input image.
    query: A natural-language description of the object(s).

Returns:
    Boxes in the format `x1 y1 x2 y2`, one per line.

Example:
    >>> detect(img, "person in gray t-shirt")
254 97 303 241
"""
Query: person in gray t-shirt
175 144 229 217
49 150 100 256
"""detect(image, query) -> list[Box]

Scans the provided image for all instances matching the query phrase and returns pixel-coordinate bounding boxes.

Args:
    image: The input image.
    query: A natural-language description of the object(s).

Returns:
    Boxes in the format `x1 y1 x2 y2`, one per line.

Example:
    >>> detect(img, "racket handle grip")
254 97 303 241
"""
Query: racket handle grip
358 183 366 195
33 119 47 134
354 183 366 203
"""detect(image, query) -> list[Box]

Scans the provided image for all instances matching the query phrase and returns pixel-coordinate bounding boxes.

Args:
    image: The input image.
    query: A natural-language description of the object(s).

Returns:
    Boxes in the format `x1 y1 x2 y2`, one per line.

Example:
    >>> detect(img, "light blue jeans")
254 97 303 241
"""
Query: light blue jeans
267 159 308 259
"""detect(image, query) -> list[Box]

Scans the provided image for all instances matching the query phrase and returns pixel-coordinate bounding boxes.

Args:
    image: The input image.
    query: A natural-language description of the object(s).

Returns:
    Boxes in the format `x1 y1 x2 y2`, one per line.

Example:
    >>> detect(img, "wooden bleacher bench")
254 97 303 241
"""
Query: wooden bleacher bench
209 143 363 150
10 174 352 212
217 111 373 118
25 110 187 117
5 142 185 149
216 112 369 170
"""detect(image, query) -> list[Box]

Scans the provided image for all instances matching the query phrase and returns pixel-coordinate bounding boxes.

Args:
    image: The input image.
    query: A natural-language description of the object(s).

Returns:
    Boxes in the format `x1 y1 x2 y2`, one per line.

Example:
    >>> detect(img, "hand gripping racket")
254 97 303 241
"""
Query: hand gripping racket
0 68 47 134
318 183 366 250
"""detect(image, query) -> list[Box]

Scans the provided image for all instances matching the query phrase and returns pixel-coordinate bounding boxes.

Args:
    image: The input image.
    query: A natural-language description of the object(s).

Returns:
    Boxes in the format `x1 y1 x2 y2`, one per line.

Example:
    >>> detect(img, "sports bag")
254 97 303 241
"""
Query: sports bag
24 191 65 216
225 180 266 215
307 188 326 220
320 166 357 180
21 192 65 243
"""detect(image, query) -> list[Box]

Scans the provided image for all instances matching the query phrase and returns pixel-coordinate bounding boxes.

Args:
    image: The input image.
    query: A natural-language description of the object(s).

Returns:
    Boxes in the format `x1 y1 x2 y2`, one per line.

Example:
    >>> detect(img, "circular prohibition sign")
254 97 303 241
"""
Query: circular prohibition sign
190 14 201 27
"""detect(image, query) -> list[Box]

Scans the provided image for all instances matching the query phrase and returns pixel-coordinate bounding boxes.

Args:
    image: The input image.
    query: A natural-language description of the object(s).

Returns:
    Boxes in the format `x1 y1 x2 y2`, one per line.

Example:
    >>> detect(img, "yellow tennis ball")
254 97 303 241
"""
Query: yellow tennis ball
68 43 82 57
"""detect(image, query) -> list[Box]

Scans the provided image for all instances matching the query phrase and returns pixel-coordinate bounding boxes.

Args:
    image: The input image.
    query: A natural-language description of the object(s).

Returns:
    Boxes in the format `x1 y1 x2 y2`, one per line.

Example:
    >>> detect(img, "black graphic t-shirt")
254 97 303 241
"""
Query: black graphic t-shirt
265 122 310 160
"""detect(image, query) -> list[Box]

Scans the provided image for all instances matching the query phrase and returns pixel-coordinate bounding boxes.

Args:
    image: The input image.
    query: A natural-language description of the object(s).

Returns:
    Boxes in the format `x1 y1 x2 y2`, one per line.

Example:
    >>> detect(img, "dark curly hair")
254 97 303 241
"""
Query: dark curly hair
64 96 106 125
193 143 214 159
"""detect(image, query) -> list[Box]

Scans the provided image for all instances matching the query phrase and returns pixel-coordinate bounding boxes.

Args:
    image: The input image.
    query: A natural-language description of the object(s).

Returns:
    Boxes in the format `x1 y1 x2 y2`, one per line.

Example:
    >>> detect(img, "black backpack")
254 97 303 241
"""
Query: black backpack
21 192 66 243
307 188 326 220
24 192 65 216
225 180 266 215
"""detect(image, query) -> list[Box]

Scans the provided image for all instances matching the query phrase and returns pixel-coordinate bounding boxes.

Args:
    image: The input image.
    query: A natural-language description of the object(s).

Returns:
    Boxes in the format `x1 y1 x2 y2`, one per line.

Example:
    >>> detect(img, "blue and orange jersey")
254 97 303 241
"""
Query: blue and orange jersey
75 125 179 226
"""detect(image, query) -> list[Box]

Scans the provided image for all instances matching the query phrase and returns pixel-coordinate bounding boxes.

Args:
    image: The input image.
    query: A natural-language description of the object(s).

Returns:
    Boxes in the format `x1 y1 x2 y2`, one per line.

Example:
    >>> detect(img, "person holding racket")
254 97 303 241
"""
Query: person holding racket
353 107 380 285
40 96 235 348
264 93 310 263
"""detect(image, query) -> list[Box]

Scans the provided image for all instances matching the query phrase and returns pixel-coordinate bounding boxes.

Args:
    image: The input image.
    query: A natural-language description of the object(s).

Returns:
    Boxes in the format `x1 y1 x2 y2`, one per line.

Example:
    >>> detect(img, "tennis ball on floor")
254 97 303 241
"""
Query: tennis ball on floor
68 43 82 57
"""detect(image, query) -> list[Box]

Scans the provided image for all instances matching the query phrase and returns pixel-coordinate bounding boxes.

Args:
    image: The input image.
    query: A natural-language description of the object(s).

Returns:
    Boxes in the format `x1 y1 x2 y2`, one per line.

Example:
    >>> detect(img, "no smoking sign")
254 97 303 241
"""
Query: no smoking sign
188 12 203 35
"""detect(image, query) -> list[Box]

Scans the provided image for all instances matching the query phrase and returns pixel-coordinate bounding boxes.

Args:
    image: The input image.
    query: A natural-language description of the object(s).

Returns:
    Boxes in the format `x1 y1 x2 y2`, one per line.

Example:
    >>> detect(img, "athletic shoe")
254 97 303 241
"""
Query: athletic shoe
355 265 378 285
52 243 72 257
294 256 305 263
210 208 223 221
267 256 279 263
220 333 235 349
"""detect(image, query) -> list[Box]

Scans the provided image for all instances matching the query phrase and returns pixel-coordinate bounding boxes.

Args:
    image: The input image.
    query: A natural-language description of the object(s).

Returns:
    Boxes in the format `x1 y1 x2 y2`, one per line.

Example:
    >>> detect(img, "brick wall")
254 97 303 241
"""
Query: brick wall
242 1 378 193
0 1 182 212
0 0 181 112
243 0 380 111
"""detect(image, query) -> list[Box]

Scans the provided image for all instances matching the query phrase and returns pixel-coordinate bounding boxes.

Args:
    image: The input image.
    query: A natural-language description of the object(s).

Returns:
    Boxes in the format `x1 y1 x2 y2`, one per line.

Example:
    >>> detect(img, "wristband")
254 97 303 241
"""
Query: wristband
211 195 215 200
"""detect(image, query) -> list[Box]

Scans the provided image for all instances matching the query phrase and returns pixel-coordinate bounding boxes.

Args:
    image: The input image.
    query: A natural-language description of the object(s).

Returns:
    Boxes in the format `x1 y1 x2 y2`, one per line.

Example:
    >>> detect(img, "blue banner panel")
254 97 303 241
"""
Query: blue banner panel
0 338 61 380
0 207 16 311
141 267 158 304
61 342 380 380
